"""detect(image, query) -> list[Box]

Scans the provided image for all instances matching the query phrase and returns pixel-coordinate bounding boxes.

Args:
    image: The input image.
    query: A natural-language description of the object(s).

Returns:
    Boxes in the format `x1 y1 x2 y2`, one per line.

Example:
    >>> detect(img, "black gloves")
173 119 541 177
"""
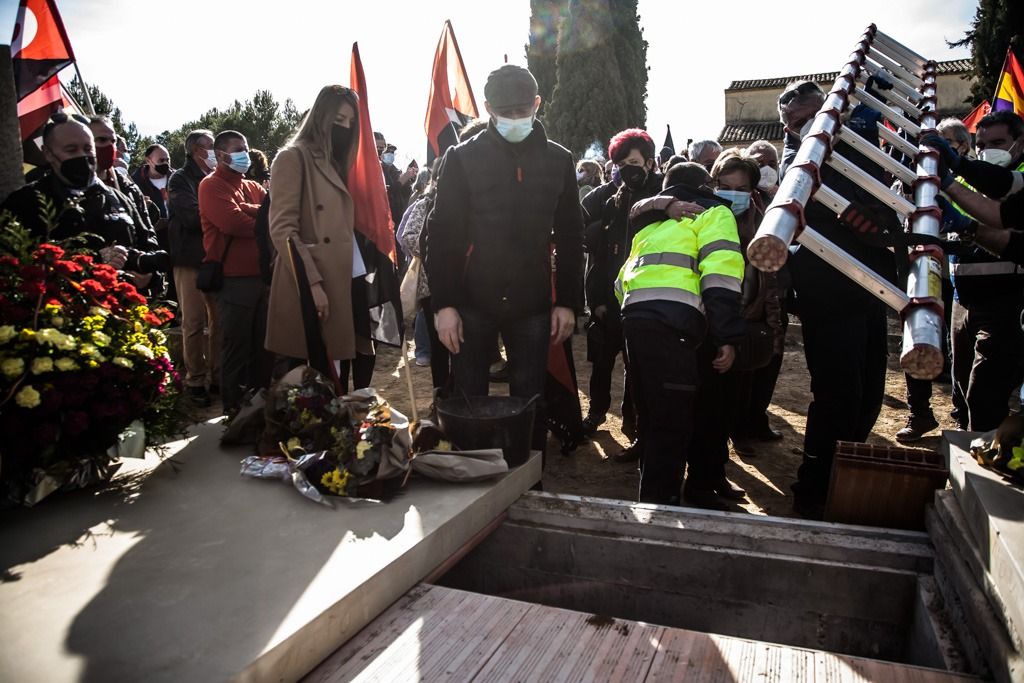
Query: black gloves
921 133 964 179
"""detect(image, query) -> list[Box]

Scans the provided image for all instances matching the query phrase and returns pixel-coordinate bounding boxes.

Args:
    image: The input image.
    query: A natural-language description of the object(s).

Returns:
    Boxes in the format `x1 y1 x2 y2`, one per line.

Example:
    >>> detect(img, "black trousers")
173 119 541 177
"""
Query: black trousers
217 276 271 412
950 300 1024 431
795 310 888 499
623 317 698 505
733 352 784 437
585 316 635 430
690 342 741 490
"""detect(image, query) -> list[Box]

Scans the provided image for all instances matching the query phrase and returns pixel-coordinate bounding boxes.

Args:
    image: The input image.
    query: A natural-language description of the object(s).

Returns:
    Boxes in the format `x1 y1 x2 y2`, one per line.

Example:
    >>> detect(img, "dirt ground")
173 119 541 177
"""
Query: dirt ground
369 314 959 519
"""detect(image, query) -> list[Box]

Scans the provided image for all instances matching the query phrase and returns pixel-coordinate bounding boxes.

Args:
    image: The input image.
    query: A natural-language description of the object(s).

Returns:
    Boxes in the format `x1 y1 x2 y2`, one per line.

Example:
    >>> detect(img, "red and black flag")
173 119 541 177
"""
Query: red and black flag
424 21 479 164
349 42 403 346
11 0 75 101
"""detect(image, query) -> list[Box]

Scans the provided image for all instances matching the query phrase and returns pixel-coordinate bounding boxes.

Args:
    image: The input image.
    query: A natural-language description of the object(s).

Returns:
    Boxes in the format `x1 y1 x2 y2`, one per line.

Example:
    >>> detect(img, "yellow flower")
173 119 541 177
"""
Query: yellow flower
19 329 35 342
55 357 78 371
44 303 61 314
31 357 53 375
92 331 111 347
15 385 40 409
356 441 371 460
0 326 15 344
320 468 351 495
1 357 25 378
113 356 133 369
79 343 98 358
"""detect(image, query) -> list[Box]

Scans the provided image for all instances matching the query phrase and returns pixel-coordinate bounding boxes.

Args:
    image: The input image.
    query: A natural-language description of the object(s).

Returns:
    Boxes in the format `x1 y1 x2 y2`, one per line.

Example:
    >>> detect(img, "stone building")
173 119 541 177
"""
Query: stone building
717 59 974 150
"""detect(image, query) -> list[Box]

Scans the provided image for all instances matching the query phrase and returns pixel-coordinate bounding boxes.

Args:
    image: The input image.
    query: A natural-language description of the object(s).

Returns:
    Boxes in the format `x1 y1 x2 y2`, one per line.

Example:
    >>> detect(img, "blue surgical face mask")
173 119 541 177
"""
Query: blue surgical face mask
205 150 219 170
714 189 751 215
228 151 251 174
381 152 395 165
494 113 535 144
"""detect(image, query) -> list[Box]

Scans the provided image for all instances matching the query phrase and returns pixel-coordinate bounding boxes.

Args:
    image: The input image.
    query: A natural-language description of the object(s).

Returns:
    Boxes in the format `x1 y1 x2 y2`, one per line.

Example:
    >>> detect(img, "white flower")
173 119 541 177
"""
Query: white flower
113 356 134 369
0 326 15 344
31 357 53 374
55 357 78 371
1 357 24 378
130 343 154 360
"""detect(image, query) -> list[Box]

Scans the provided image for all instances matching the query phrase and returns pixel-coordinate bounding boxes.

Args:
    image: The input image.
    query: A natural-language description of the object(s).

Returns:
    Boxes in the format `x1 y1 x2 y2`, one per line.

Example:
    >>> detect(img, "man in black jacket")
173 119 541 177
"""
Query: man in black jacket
427 64 584 459
167 129 219 406
778 81 900 518
580 128 663 448
3 114 165 278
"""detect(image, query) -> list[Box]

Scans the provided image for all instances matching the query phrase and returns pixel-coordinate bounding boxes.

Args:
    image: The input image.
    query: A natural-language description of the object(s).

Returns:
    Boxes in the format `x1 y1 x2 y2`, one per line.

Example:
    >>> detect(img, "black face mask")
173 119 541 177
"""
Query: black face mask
60 155 96 188
619 164 648 191
154 163 170 176
331 125 352 159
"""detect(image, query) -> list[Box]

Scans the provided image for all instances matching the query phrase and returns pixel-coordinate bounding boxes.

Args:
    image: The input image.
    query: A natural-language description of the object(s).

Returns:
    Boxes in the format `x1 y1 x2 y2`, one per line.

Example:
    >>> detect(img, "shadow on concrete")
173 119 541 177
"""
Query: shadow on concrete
12 422 412 682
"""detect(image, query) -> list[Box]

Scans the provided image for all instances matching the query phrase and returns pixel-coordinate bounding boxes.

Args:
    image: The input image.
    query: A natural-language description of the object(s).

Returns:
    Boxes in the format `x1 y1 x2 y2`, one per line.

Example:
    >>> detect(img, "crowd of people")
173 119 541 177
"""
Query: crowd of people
4 63 1024 519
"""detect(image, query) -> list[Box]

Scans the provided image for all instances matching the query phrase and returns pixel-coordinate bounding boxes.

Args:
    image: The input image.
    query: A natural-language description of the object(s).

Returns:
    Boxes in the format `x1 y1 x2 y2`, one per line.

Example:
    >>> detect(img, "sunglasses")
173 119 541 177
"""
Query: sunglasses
42 111 92 139
778 82 821 107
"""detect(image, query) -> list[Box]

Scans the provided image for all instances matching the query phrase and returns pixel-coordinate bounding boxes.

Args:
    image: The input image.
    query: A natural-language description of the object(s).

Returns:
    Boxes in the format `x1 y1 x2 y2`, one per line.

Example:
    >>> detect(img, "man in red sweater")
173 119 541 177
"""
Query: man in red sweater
199 130 268 413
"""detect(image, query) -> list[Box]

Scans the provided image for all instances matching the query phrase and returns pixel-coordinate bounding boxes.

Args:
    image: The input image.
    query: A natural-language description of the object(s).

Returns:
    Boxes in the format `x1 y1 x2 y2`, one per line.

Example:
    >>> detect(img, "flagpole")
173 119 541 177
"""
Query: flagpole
445 20 479 113
71 62 95 116
992 47 1012 106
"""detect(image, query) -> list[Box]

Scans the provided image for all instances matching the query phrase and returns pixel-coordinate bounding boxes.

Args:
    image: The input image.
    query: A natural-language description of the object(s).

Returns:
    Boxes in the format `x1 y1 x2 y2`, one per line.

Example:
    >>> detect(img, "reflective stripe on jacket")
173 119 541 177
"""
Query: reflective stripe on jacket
615 204 743 313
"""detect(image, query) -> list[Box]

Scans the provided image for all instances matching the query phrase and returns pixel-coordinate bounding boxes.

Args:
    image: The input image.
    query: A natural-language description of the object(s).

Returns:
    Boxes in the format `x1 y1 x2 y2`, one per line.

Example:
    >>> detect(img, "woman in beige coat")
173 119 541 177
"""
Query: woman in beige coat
266 85 374 388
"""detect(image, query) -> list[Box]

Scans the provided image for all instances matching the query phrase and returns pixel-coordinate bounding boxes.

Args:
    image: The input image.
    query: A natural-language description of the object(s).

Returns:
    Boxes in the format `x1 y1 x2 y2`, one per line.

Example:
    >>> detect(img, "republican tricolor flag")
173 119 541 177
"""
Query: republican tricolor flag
424 21 479 164
993 48 1024 117
11 0 78 141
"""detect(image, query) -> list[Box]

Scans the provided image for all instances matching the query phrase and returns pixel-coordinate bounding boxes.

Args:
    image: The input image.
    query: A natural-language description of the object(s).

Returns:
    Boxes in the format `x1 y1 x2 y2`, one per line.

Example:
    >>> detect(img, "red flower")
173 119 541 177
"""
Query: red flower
33 243 65 261
19 280 45 296
154 307 175 323
92 265 118 287
71 254 94 267
80 279 106 297
54 259 84 276
143 312 162 326
19 264 46 281
0 255 19 267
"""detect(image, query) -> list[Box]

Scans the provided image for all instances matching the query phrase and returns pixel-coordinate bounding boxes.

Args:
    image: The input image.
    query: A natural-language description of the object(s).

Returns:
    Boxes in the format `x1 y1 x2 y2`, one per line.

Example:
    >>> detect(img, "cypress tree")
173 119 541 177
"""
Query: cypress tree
527 0 566 117
545 0 628 156
609 0 648 129
949 0 1023 104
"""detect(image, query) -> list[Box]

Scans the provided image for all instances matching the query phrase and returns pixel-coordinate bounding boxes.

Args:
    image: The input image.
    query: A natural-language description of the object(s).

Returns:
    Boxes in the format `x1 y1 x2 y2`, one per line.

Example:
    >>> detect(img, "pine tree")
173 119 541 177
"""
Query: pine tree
527 0 567 118
545 0 628 156
949 0 1024 104
609 0 648 129
66 77 151 169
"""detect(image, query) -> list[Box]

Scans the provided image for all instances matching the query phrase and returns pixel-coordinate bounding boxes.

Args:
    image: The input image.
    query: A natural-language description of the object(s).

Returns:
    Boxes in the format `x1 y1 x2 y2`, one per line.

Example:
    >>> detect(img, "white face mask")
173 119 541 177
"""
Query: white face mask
757 166 779 190
205 149 218 170
979 147 1015 167
797 118 814 140
494 113 535 144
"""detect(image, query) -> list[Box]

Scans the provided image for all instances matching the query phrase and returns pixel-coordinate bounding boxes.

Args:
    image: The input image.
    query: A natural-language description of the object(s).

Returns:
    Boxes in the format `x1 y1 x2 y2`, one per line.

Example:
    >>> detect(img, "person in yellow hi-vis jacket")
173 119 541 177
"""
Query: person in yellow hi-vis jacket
615 162 746 506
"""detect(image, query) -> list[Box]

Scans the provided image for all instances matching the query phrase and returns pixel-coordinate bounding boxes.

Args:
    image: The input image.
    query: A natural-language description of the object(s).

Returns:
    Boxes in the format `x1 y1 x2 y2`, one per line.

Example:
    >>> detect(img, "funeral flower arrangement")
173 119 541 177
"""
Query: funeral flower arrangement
0 219 181 506
243 366 411 505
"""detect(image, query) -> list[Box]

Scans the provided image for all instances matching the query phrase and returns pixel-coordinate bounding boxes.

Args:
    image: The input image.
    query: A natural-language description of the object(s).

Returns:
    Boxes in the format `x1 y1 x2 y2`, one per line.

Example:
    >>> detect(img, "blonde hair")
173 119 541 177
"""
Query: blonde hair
288 85 361 174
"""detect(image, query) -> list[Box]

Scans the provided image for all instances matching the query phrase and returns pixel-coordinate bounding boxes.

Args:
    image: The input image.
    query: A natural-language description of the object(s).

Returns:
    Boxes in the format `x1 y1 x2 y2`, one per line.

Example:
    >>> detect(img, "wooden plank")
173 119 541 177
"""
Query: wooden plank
307 584 978 683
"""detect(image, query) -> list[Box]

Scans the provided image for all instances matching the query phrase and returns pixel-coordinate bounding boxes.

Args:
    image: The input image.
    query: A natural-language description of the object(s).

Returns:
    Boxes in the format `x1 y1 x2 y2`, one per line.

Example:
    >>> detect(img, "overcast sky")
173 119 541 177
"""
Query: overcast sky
1 0 975 164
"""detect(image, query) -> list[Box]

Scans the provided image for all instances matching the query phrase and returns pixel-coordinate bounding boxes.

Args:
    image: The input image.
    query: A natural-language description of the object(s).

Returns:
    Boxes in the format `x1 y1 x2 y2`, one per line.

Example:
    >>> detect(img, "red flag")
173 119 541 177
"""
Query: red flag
349 42 397 266
16 74 62 140
424 21 479 163
962 99 992 134
11 0 75 101
993 48 1024 116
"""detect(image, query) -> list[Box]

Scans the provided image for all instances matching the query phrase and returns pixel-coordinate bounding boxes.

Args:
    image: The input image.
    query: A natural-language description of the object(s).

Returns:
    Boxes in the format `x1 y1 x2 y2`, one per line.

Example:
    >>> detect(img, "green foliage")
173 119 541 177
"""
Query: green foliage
527 0 568 117
949 0 1024 104
0 211 35 261
63 79 304 170
609 0 648 129
155 90 304 168
545 0 630 156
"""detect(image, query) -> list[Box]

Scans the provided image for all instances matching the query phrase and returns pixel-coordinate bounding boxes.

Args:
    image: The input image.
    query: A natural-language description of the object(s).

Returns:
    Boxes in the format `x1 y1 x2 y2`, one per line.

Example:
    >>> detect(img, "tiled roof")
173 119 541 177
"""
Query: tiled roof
718 122 785 145
726 58 971 91
718 108 974 146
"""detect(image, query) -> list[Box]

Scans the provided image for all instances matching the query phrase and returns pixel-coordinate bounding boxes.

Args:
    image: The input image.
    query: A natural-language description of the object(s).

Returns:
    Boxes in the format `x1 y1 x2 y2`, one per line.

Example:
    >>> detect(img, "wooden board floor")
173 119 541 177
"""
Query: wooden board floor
306 584 977 682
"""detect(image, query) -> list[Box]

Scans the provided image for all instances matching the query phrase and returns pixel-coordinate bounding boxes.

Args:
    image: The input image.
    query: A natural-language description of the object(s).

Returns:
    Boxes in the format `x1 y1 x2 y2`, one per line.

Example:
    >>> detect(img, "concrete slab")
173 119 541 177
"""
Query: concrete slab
0 421 540 683
942 430 1024 648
